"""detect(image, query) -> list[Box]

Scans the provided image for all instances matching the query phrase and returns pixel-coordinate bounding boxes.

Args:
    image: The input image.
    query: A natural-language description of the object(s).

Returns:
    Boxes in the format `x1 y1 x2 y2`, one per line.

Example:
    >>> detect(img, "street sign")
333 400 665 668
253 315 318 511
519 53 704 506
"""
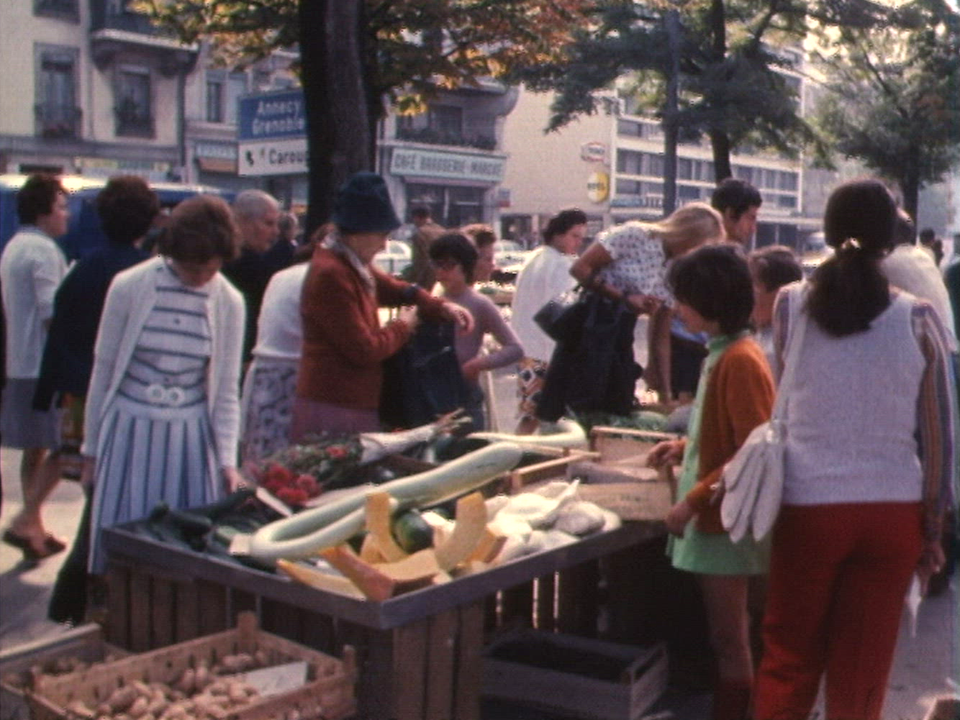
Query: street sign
239 138 308 176
237 89 307 176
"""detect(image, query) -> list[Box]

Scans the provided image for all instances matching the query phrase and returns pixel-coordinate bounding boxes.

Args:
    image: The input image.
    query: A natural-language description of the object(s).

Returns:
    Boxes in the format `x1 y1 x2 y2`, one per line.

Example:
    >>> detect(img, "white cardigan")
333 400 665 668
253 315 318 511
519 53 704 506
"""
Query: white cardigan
82 256 246 468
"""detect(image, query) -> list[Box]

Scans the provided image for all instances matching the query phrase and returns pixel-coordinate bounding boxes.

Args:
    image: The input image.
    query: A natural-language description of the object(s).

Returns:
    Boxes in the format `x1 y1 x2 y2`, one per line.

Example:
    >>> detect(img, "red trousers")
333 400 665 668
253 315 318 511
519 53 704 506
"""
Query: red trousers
753 503 922 720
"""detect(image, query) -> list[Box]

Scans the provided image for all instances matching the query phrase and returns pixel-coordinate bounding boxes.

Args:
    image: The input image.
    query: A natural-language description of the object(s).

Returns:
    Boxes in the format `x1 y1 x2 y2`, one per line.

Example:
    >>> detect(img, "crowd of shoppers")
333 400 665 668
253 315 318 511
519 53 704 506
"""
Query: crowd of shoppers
0 169 956 720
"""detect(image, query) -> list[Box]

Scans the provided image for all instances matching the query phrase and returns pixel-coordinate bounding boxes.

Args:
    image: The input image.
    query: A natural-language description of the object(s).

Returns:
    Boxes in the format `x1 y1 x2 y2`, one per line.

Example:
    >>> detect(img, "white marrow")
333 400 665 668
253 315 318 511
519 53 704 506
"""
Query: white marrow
248 442 523 562
468 417 587 449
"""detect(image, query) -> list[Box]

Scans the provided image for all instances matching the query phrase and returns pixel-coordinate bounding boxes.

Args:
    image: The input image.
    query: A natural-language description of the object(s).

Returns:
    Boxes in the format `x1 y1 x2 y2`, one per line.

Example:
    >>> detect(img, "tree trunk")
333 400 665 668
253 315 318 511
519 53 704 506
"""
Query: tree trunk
707 0 732 182
901 167 921 223
709 129 733 181
662 9 681 215
299 0 371 236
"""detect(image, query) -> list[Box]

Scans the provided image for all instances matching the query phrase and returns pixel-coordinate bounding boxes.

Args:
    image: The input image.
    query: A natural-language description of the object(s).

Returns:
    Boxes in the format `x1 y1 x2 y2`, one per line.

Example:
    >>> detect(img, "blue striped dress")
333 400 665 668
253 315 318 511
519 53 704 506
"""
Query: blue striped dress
88 264 222 573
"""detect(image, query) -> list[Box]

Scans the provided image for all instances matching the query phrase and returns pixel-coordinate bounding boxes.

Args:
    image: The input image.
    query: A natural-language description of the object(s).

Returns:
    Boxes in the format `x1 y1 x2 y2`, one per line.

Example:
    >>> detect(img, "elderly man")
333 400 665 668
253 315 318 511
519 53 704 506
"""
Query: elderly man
0 174 70 561
222 189 283 362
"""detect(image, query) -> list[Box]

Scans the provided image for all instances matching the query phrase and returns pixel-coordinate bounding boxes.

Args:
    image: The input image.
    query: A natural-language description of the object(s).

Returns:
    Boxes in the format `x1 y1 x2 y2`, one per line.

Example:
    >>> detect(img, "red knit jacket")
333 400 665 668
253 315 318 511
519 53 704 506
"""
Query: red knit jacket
683 336 775 533
296 246 447 411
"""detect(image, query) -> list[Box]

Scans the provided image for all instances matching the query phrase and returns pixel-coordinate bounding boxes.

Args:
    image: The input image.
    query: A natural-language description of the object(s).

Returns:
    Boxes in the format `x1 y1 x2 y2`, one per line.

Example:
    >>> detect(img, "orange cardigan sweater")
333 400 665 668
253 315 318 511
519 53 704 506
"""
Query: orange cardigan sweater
683 336 775 533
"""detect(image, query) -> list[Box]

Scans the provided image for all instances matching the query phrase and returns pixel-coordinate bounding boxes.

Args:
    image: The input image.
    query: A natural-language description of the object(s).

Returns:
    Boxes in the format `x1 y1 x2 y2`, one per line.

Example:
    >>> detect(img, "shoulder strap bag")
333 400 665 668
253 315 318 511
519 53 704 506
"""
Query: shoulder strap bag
720 284 809 542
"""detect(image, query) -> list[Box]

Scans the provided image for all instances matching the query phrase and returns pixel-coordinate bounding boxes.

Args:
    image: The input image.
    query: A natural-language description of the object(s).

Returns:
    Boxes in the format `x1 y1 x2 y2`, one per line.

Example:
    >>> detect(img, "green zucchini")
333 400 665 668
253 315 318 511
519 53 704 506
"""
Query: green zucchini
392 509 434 554
248 441 522 562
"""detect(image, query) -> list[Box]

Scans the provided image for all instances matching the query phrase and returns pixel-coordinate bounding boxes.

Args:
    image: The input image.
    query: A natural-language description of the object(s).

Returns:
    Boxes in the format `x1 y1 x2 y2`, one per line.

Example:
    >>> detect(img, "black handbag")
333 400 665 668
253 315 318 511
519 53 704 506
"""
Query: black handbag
533 285 590 343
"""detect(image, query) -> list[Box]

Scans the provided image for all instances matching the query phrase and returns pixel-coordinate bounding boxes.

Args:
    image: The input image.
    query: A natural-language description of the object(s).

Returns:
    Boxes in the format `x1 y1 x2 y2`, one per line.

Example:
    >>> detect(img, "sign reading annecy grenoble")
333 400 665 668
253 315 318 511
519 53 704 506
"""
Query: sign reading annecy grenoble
237 89 308 176
390 148 505 183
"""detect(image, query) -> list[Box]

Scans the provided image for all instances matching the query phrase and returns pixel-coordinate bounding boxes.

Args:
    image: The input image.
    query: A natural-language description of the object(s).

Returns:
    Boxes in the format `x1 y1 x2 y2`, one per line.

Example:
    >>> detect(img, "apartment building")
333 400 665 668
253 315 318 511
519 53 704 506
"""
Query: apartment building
501 78 822 250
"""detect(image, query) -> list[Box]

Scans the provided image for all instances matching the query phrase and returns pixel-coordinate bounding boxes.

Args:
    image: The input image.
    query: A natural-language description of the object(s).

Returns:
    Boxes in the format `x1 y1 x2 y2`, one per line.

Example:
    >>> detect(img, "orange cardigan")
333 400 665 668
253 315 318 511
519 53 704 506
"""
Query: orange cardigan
683 336 775 533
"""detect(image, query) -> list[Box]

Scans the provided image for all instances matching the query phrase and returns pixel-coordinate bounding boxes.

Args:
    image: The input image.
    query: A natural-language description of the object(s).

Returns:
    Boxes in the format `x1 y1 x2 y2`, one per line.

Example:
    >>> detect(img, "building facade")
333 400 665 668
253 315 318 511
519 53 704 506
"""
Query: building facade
500 79 822 250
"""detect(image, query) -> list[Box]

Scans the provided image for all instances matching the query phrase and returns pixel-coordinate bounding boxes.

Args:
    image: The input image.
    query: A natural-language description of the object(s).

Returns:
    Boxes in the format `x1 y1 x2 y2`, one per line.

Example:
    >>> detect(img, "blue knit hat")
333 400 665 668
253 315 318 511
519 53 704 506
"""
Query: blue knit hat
332 172 401 234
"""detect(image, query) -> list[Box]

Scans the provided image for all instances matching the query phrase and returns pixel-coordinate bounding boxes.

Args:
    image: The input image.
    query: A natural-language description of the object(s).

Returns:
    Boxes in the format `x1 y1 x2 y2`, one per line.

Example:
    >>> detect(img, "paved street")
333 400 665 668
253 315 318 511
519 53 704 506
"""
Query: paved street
1 366 957 718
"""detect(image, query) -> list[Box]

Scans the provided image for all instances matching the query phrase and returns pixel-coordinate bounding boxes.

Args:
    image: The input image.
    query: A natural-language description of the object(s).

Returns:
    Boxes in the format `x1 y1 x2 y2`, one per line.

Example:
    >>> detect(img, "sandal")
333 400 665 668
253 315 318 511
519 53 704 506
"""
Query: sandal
2 529 65 561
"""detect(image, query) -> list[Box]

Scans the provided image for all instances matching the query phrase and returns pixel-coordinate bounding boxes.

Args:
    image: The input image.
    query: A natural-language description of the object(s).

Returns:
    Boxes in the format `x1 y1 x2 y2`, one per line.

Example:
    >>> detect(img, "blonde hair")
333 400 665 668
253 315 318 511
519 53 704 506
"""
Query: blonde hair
642 202 725 254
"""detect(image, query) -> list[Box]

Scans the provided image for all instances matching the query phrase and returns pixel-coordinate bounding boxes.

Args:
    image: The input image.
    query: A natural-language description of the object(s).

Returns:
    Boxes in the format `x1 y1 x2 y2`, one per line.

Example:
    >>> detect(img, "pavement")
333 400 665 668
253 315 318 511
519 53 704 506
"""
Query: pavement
1 366 958 719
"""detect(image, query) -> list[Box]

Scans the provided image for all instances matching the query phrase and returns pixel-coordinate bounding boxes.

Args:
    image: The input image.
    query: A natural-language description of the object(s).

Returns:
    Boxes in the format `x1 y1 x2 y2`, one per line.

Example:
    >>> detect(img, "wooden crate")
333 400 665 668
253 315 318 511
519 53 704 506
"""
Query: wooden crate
1 625 127 720
26 612 356 720
483 630 668 720
571 427 678 521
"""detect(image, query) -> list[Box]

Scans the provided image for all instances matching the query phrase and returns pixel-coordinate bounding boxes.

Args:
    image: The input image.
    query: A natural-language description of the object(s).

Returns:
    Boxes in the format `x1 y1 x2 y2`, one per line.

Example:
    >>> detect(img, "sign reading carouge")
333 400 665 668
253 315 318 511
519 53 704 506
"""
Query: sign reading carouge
238 90 308 176
390 148 505 183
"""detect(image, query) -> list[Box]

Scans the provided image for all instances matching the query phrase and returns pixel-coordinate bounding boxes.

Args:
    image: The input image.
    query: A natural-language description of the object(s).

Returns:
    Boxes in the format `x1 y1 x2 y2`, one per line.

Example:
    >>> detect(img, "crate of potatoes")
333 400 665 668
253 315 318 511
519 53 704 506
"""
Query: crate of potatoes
25 612 355 720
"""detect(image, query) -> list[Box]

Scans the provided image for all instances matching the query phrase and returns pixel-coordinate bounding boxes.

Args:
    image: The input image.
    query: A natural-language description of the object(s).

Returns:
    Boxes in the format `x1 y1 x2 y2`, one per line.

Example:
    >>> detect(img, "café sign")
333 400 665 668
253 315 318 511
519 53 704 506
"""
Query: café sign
390 148 505 183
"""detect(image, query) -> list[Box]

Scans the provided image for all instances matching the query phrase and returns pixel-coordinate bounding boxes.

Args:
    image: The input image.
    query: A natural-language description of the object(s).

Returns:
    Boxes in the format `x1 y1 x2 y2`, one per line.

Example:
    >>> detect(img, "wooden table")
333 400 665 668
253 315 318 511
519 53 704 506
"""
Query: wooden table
102 521 664 720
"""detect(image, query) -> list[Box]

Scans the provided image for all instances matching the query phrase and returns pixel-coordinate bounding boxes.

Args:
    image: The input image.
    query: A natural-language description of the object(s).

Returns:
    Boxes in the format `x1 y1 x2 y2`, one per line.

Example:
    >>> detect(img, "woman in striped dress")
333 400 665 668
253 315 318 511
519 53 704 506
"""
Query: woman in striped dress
81 195 245 574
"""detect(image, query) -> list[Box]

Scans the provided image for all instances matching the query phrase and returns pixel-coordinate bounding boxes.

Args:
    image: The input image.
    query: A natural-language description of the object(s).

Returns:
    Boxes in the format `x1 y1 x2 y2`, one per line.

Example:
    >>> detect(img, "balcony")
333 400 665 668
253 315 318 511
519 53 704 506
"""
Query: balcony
90 0 196 75
115 102 154 138
35 104 82 140
395 126 496 151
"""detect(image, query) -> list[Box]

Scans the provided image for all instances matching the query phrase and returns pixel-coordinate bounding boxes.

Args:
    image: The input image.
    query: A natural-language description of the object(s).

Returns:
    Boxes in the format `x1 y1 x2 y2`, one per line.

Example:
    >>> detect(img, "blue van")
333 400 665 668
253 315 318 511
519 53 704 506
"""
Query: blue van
0 174 234 260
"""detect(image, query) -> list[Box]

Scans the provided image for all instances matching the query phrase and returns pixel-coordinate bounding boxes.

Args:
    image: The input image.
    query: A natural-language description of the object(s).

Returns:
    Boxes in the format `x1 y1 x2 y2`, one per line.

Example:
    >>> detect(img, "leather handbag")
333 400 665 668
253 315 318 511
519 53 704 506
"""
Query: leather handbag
533 285 589 344
720 285 808 542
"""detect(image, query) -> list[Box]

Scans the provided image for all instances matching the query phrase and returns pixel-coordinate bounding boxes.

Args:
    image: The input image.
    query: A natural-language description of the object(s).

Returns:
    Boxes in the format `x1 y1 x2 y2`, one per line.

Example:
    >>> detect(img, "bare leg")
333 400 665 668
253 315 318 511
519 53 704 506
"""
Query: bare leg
699 574 754 720
9 447 62 544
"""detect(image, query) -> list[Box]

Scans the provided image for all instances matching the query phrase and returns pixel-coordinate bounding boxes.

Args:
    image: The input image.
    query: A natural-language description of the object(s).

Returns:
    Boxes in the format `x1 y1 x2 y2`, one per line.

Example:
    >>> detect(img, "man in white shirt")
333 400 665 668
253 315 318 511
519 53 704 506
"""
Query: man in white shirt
0 174 69 561
510 209 587 434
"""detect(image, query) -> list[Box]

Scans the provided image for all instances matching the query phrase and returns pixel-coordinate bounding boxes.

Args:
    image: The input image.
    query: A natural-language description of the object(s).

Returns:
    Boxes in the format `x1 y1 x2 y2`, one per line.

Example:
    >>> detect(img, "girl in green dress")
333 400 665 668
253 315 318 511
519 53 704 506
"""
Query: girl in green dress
647 244 775 720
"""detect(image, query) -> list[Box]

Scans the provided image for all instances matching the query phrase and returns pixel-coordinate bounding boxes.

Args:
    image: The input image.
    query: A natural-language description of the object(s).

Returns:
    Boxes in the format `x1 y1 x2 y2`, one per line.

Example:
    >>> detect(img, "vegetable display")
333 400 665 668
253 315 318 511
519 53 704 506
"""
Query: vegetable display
248 442 523 562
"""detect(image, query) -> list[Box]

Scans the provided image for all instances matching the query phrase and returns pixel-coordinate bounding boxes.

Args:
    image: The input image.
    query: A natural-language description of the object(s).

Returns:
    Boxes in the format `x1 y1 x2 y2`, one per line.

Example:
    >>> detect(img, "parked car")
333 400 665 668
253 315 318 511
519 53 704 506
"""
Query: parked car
374 238 412 276
0 173 234 260
800 231 833 277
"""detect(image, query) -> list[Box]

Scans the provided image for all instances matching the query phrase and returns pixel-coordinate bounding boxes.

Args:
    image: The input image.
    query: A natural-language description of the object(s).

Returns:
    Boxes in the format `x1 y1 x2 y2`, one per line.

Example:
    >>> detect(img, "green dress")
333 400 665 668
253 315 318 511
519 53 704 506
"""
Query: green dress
667 331 770 576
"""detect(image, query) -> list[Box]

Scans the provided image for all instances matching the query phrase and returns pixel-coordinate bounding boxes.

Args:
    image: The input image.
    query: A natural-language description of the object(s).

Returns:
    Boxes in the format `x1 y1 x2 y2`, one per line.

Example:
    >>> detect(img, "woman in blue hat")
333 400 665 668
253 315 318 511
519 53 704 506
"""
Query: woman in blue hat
291 172 472 439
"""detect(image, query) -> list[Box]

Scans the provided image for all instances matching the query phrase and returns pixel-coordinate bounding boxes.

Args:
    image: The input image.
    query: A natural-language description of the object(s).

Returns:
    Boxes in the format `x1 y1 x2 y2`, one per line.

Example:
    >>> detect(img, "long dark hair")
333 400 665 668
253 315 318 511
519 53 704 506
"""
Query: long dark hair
806 179 896 337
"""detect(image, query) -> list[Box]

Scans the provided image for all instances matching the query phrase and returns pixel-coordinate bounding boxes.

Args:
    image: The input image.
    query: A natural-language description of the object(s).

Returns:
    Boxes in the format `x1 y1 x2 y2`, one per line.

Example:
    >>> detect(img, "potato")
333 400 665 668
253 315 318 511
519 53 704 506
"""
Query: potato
194 663 211 690
226 682 248 705
65 699 96 719
107 685 139 713
253 650 269 668
174 668 195 695
127 696 150 719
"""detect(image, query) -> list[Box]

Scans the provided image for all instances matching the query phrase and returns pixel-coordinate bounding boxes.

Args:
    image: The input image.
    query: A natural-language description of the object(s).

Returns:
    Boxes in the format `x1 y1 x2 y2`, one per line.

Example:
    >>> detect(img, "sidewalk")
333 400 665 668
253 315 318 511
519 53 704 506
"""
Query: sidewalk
2 444 958 719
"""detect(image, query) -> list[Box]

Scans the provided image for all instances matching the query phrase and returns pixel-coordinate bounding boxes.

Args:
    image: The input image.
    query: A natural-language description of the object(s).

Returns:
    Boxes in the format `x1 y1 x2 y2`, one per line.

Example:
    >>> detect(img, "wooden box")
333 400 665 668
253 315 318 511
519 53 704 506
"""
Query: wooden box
482 630 668 720
26 612 356 720
1 625 127 720
570 427 678 521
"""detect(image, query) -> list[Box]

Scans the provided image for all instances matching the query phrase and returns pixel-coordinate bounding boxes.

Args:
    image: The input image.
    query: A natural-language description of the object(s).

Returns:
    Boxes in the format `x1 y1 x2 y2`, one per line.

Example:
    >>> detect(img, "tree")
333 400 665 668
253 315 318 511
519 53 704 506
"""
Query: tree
811 0 960 220
134 0 587 232
513 0 822 203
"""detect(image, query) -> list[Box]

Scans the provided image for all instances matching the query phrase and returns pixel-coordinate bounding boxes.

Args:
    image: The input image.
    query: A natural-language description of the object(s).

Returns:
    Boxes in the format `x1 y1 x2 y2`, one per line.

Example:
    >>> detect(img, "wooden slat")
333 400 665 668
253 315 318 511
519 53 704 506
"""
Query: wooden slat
195 579 228 637
499 581 534 628
173 579 199 642
424 610 457 720
535 573 556 632
452 602 484 720
392 620 428 719
338 620 392 720
556 560 600 637
150 576 175 648
128 567 152 651
104 562 131 648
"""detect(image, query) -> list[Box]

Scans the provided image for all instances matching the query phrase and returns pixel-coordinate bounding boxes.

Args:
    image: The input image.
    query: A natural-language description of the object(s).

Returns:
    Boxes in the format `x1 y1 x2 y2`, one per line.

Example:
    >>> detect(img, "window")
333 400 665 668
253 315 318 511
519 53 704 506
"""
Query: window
678 184 701 200
616 179 642 195
777 194 797 209
35 45 80 139
617 119 643 138
206 78 224 123
678 158 693 180
646 153 665 176
225 74 247 124
430 105 462 135
779 171 798 191
34 0 78 21
617 149 642 175
115 67 153 137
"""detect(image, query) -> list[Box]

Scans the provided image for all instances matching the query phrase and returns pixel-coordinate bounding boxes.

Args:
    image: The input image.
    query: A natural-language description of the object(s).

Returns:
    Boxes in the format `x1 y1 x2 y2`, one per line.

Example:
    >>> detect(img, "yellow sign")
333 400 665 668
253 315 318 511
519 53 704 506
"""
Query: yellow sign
587 171 609 203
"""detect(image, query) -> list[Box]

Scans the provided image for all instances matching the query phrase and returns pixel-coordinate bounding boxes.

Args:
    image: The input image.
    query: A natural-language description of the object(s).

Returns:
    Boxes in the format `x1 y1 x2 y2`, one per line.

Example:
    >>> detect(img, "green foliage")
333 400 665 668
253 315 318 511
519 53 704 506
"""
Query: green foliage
811 0 960 215
133 0 588 120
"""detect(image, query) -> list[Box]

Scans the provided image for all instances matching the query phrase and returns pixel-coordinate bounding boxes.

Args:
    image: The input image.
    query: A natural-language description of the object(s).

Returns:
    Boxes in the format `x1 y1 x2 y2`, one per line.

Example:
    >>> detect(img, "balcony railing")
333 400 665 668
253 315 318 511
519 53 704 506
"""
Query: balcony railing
115 105 154 138
396 126 497 151
90 0 172 37
35 104 82 139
